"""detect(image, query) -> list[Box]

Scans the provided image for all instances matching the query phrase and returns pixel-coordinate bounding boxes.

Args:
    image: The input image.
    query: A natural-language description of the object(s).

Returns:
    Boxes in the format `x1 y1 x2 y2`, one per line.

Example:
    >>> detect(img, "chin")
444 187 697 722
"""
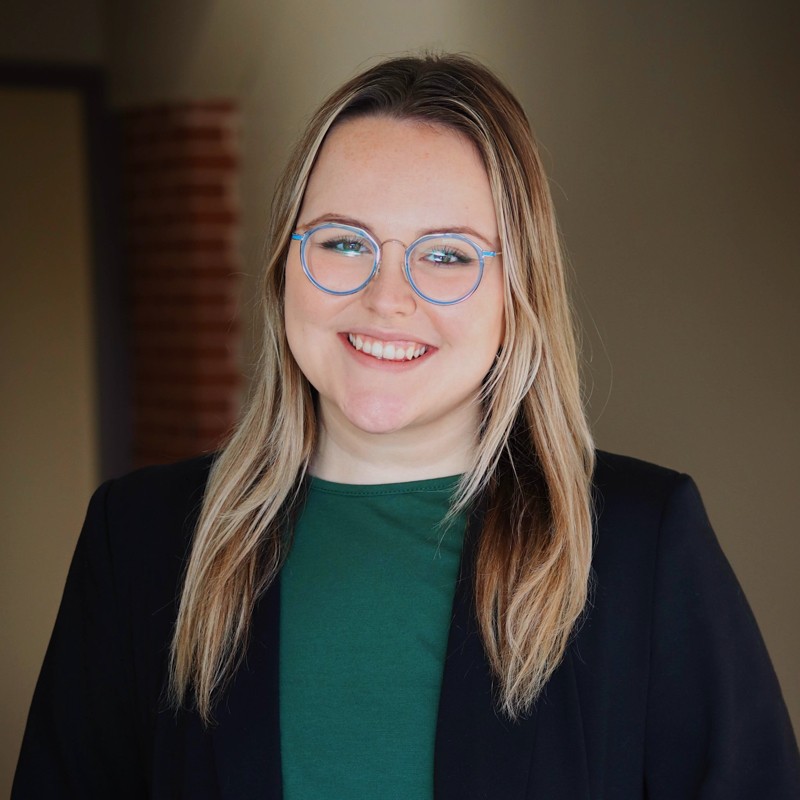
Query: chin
341 394 417 435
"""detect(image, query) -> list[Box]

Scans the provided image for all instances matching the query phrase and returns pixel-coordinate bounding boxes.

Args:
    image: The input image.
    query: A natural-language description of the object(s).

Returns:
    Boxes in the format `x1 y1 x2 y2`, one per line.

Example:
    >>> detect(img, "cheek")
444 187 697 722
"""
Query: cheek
441 302 504 382
283 257 316 368
283 256 348 389
284 255 323 329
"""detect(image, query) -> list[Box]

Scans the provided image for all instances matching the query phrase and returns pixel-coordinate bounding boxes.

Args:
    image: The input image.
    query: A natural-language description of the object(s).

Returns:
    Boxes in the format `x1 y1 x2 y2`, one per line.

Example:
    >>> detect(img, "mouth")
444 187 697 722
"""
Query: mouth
347 333 429 362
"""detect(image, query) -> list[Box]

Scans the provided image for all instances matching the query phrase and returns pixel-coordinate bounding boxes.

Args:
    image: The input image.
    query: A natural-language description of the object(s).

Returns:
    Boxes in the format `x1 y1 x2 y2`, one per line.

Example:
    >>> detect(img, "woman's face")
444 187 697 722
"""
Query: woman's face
284 115 505 443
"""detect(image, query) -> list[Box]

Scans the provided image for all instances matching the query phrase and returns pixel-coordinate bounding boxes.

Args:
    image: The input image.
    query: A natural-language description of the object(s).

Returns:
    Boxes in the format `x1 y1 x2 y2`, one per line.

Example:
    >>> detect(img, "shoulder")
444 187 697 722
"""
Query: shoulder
591 449 708 559
99 453 214 532
592 449 686 518
586 450 751 666
80 454 215 602
588 449 722 608
579 450 729 689
577 463 800 792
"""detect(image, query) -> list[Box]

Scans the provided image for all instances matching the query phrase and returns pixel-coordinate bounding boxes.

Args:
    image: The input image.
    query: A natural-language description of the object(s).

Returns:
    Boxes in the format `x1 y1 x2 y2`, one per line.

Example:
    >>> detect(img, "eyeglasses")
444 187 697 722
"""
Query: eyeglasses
290 223 501 306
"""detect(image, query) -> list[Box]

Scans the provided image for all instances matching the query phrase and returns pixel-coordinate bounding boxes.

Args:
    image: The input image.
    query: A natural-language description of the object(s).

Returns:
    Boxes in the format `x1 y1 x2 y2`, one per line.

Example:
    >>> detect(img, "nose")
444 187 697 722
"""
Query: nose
362 240 417 316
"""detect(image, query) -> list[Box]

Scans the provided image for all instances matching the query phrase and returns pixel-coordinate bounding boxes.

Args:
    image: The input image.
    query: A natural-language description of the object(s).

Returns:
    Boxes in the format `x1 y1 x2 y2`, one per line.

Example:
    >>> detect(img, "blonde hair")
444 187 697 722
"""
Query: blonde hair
170 53 595 723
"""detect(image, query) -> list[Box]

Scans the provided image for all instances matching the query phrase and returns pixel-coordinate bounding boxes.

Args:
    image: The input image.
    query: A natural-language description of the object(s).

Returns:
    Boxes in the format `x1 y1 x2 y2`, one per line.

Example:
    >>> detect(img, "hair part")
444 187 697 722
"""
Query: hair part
170 52 595 723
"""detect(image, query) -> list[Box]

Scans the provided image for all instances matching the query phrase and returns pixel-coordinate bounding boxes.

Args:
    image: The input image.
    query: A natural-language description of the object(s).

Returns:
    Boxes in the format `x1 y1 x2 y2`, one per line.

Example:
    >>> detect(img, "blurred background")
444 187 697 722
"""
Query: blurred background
1 0 798 792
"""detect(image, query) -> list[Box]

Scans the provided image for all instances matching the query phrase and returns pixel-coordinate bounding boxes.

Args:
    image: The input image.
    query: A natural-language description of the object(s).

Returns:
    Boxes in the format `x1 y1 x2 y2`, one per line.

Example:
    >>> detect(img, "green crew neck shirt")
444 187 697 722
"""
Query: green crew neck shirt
279 474 467 800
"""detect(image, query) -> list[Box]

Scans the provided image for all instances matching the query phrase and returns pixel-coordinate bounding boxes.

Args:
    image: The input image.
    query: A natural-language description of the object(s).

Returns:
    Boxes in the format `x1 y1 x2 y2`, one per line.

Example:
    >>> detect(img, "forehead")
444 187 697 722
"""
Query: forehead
299 115 498 239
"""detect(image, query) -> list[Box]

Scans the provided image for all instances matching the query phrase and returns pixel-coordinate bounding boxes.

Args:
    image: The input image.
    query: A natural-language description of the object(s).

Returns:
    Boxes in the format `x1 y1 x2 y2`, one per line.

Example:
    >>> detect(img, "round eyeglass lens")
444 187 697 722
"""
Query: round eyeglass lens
407 235 483 303
302 225 377 294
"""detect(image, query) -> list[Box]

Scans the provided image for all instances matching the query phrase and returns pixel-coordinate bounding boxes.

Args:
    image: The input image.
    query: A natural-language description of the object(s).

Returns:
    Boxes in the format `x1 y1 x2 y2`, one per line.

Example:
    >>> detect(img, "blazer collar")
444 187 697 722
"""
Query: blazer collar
212 579 283 800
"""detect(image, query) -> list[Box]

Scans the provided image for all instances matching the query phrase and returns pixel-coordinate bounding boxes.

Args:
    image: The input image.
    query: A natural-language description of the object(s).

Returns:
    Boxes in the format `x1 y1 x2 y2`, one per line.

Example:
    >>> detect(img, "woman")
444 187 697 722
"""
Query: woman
14 54 800 799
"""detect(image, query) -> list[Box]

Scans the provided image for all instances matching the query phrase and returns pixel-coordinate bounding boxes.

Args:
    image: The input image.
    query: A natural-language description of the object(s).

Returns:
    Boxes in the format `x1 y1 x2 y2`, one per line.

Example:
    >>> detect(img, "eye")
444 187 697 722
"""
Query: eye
419 245 474 267
320 236 371 257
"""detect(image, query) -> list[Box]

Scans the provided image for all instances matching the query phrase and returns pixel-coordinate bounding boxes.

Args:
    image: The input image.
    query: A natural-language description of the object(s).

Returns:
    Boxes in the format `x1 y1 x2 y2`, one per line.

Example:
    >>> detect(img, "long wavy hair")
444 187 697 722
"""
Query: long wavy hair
170 53 595 723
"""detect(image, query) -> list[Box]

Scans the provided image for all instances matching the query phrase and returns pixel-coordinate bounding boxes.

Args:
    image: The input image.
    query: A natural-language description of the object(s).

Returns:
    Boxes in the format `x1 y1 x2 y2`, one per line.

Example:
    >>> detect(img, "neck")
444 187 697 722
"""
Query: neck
310 405 479 485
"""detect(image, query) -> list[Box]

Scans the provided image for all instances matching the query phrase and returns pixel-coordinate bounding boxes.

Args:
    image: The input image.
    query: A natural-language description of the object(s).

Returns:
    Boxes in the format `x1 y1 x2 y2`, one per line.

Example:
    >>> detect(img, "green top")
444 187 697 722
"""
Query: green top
279 474 467 800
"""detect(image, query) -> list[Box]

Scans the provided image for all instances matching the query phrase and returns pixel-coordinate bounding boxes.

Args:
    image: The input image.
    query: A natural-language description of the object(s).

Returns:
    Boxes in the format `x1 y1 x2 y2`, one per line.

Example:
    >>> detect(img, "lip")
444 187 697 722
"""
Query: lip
341 327 434 348
338 332 435 367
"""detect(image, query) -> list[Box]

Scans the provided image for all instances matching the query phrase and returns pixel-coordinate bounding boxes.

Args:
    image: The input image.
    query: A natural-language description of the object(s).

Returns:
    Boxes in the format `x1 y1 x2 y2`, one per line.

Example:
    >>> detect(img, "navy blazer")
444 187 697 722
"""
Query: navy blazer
13 451 800 798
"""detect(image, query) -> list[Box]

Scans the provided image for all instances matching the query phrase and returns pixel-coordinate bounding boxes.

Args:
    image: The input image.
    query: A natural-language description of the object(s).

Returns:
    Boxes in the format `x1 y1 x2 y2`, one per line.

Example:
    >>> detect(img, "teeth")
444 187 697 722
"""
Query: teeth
347 333 428 362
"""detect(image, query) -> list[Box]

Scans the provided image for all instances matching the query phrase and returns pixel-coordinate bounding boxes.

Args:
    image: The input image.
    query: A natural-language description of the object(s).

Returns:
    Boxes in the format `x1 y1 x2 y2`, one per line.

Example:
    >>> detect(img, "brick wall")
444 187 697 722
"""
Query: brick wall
121 101 241 466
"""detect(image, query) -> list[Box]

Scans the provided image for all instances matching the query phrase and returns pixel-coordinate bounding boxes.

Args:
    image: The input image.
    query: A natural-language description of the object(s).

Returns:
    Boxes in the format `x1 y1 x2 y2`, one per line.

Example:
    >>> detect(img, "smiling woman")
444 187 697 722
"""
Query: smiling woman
13 54 800 799
285 116 505 466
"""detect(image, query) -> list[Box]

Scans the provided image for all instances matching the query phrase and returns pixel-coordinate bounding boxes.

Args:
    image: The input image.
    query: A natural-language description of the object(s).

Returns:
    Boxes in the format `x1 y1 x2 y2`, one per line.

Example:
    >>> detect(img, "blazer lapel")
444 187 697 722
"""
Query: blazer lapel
212 577 283 800
526 648 592 799
434 512 591 799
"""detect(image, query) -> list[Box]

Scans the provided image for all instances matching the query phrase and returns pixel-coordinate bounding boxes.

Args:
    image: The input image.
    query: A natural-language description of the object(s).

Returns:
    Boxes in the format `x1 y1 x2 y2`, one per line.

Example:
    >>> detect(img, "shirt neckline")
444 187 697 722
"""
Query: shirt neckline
308 473 462 498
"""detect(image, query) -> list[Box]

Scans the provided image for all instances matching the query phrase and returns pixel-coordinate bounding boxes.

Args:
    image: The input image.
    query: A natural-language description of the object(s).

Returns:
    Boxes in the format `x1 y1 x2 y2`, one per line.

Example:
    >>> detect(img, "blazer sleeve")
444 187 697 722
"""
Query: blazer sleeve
12 480 147 799
644 474 800 798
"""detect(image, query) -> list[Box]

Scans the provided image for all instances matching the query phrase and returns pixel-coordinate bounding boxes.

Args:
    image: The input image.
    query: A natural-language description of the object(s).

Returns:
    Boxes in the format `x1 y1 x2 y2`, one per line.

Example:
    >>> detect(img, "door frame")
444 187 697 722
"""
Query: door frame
0 61 130 479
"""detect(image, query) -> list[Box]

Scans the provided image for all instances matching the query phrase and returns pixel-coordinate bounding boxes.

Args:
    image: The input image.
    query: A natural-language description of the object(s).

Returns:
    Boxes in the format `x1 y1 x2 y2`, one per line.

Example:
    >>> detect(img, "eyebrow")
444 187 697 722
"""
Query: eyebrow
297 213 499 250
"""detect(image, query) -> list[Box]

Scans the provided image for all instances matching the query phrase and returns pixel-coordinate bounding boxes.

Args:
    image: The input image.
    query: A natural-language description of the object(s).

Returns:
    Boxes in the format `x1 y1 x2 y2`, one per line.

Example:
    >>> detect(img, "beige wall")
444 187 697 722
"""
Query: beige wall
0 87 99 797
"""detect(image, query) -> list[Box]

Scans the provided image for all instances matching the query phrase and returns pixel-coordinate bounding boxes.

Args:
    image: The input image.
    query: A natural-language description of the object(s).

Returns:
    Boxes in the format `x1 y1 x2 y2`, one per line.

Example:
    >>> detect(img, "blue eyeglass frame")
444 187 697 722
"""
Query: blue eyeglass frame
290 222 501 306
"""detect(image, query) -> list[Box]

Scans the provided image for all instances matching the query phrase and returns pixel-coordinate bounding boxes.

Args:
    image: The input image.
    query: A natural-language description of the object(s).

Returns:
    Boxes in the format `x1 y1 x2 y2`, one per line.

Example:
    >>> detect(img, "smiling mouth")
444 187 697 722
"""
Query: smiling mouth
347 333 428 361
